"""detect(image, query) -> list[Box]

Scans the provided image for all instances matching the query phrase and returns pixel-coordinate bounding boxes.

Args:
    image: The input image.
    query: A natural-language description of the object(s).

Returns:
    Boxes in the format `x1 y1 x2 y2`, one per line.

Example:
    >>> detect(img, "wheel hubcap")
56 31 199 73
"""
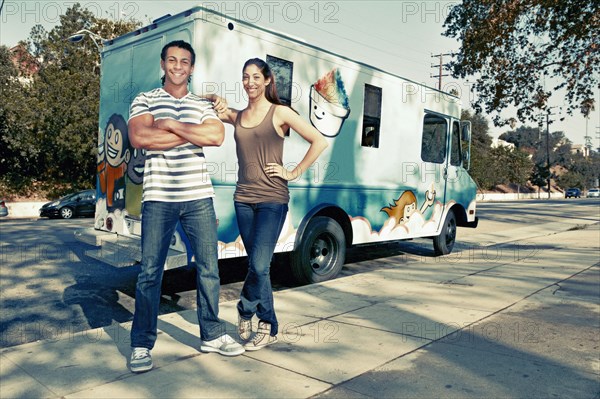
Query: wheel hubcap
309 234 337 276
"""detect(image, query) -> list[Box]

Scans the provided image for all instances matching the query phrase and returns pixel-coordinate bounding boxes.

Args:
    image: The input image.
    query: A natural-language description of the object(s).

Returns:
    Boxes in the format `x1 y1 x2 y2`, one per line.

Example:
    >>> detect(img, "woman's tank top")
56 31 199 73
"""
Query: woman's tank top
233 104 289 204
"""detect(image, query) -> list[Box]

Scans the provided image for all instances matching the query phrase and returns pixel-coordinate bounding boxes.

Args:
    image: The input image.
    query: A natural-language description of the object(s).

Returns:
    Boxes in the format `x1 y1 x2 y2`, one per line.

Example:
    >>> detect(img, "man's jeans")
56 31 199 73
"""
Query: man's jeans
131 199 225 349
234 201 288 336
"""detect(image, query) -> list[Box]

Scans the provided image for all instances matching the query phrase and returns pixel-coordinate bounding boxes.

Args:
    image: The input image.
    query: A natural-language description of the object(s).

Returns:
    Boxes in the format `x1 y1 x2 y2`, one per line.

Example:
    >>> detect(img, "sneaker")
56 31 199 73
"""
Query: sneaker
130 347 153 373
244 321 278 351
238 314 252 341
200 334 245 356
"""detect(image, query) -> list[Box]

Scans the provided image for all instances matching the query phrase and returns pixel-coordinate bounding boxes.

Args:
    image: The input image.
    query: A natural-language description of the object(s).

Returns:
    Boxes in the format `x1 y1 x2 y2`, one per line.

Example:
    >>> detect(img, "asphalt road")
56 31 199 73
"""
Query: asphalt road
1 198 598 348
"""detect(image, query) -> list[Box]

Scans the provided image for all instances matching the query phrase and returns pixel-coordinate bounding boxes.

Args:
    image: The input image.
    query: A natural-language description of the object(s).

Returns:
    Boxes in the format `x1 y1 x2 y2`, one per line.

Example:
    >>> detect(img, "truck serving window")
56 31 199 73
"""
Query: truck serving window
421 113 447 164
361 84 382 148
266 55 293 106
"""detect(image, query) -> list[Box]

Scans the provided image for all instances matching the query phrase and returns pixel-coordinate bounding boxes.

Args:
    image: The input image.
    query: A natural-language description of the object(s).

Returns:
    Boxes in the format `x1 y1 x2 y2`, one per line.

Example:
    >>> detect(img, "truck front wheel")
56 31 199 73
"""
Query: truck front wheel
433 209 456 255
291 216 346 284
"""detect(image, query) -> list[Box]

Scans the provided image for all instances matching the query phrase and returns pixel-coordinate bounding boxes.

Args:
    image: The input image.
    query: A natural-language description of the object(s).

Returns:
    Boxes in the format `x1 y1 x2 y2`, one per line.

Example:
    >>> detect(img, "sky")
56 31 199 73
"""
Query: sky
1 0 598 147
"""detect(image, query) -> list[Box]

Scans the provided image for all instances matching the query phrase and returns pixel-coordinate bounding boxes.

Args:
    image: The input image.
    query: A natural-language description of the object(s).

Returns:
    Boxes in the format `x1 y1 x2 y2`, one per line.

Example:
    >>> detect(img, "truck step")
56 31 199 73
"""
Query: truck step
84 246 188 269
85 247 139 268
74 227 117 246
81 231 188 269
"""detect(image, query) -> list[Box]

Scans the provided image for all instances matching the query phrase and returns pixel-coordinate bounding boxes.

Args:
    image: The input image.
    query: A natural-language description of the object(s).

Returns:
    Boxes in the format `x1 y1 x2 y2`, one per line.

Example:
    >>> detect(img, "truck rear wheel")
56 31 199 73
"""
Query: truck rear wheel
291 216 346 284
433 209 456 255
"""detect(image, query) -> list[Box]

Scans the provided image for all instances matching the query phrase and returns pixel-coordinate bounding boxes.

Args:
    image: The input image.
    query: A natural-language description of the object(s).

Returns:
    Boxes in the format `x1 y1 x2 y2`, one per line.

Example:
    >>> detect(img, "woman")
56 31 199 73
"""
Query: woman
212 58 328 350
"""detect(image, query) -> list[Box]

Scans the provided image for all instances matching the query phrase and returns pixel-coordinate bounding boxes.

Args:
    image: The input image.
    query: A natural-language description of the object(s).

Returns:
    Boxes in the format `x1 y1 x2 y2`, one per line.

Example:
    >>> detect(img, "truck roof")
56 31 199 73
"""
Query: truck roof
101 5 457 99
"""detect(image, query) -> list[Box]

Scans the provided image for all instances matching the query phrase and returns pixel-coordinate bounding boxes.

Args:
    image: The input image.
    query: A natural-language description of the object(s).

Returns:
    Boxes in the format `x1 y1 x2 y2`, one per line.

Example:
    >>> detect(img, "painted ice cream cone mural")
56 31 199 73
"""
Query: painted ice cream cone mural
310 68 351 137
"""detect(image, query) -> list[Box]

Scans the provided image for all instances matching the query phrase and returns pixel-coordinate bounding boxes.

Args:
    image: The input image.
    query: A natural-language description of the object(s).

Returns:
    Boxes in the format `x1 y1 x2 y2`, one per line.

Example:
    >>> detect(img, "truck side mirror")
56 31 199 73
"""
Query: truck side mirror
461 121 471 142
460 121 472 170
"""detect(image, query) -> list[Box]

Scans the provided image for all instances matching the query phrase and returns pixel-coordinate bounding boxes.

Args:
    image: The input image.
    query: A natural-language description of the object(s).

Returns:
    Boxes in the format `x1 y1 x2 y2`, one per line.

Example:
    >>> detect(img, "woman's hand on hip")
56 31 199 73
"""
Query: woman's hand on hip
265 163 298 181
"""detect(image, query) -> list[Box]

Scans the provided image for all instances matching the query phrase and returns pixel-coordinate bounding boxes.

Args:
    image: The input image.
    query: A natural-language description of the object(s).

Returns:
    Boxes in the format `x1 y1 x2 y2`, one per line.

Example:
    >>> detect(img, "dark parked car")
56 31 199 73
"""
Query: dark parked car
565 188 581 198
0 199 8 217
39 189 96 219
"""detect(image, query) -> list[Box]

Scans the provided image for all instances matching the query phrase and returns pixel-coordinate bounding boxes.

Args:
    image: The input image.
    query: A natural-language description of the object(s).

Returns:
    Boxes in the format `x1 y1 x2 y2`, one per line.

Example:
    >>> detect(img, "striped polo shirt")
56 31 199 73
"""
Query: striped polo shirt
128 88 219 202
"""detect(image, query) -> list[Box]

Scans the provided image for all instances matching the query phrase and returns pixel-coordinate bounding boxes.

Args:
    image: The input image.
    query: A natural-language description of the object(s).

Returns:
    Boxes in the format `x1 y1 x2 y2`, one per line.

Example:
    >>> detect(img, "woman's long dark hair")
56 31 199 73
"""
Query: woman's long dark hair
243 58 297 136
243 58 284 105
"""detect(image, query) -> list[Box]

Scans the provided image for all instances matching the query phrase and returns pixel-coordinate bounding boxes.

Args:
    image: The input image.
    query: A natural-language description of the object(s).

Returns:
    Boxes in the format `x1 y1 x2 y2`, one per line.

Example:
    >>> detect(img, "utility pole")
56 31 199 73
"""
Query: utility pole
430 53 454 90
544 106 561 199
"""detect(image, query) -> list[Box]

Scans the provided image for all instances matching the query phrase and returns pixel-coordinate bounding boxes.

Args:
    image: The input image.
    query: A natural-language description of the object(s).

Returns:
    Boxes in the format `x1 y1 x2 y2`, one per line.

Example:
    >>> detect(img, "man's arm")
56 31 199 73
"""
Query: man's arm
128 114 187 150
154 118 225 147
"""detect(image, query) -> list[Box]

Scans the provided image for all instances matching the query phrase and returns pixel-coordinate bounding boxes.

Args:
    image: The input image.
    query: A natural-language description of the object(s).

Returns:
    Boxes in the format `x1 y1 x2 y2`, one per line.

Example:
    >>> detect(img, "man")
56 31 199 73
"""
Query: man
127 40 244 373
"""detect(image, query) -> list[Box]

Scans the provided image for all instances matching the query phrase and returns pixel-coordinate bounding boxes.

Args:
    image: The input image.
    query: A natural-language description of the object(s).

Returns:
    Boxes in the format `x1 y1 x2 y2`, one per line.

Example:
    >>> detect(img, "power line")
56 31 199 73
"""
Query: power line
274 3 440 70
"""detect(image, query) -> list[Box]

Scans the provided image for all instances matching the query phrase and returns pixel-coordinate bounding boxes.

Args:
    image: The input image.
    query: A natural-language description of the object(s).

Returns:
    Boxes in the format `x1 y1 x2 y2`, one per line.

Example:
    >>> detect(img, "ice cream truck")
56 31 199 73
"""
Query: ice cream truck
77 5 478 284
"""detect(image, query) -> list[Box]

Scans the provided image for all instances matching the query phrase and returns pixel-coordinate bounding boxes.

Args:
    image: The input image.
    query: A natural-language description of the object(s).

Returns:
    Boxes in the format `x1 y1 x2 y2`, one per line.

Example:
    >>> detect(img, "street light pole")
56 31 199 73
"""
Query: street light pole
546 112 551 199
67 29 105 53
67 29 105 74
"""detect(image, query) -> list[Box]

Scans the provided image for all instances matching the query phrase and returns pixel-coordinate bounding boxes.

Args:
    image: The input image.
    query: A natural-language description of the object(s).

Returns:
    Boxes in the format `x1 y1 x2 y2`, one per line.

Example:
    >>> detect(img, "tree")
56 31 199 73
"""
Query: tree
0 45 40 190
460 109 497 190
506 148 534 193
558 152 600 190
0 3 140 196
499 126 541 151
443 0 599 126
462 109 492 149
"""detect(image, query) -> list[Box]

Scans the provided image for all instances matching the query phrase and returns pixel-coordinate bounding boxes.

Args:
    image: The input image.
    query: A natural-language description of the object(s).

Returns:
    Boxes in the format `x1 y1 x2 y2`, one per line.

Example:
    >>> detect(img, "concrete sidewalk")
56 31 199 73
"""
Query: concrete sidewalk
1 224 598 398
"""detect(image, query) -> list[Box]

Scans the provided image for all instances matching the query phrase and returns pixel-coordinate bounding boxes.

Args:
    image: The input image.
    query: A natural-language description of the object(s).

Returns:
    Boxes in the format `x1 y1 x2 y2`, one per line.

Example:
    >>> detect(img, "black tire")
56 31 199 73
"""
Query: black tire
60 207 74 219
291 216 346 284
433 209 456 256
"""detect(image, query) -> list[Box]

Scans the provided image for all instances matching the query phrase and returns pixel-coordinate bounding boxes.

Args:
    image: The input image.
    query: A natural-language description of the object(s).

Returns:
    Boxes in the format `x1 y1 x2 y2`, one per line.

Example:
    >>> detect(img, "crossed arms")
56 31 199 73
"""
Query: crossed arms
128 114 225 150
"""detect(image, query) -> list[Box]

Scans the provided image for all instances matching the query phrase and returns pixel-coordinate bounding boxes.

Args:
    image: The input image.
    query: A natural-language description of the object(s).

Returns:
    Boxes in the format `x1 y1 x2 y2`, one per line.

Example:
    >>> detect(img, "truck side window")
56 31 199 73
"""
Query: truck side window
361 84 382 148
266 55 293 107
421 113 447 164
450 121 462 166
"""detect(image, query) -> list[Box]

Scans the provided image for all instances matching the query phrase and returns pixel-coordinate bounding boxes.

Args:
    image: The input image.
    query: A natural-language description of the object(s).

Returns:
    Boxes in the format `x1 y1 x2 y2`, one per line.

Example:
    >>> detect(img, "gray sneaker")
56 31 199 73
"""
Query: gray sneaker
200 334 245 356
238 315 252 341
130 347 153 373
244 321 278 351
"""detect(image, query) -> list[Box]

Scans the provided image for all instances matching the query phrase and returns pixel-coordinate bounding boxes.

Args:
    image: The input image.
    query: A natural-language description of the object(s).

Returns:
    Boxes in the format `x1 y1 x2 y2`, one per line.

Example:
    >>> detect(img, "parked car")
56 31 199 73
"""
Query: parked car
587 188 600 198
565 188 581 198
0 199 8 217
39 189 96 219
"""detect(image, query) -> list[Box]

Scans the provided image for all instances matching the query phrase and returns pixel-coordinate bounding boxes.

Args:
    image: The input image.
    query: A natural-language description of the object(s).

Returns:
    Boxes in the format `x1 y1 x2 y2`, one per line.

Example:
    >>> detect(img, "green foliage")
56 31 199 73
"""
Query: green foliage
530 163 549 189
499 126 541 151
462 110 541 191
462 109 491 149
558 153 600 190
0 3 140 196
444 0 599 126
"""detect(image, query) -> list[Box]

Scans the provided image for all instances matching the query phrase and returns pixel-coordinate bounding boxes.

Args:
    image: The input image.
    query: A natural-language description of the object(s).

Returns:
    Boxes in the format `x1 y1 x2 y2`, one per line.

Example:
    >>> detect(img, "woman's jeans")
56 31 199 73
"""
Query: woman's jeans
234 201 288 336
131 199 225 349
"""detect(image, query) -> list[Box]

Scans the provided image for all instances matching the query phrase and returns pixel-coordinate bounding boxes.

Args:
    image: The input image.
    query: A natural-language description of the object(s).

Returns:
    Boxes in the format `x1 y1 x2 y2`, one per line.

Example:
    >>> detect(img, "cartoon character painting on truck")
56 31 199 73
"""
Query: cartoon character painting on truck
81 6 478 284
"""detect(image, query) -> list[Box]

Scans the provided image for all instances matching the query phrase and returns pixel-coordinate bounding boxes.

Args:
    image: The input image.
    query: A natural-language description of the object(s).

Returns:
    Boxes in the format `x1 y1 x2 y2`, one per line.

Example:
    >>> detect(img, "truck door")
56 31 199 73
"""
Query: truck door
421 113 448 223
443 120 463 205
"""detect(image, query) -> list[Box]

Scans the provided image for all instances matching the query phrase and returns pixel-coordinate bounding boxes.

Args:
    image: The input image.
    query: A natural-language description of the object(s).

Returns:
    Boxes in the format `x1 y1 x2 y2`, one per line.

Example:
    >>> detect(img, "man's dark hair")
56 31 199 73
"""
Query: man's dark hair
160 40 195 85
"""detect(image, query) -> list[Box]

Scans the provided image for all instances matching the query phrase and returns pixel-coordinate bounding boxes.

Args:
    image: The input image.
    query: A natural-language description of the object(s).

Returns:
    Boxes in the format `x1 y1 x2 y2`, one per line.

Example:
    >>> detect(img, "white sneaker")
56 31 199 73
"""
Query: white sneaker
200 334 245 356
130 347 153 373
244 321 278 351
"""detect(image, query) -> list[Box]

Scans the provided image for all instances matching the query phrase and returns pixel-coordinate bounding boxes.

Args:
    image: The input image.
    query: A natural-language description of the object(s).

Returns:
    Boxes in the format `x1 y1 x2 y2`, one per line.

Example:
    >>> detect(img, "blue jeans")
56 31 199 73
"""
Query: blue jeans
235 202 288 336
131 199 225 349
